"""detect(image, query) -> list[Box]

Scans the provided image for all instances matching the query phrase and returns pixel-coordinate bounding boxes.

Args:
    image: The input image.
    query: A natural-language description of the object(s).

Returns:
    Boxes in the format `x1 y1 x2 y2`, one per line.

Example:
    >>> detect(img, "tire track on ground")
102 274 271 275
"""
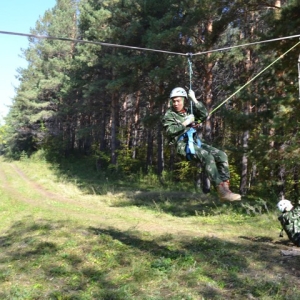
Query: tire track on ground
10 164 62 199
0 162 206 238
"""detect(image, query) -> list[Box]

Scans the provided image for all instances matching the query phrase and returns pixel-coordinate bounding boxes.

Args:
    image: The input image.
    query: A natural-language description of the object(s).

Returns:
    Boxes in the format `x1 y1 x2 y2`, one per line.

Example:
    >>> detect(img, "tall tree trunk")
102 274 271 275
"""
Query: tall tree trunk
240 47 252 194
274 0 281 19
132 91 141 159
111 93 118 165
146 100 154 173
240 9 257 194
157 121 164 176
240 129 249 194
293 167 299 200
99 102 107 152
278 163 286 199
157 85 165 176
203 19 214 143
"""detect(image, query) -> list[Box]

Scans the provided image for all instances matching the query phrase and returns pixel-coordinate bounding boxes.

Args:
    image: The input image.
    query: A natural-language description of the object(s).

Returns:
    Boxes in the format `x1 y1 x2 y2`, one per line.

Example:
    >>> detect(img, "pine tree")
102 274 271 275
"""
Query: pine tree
252 0 300 199
5 0 79 157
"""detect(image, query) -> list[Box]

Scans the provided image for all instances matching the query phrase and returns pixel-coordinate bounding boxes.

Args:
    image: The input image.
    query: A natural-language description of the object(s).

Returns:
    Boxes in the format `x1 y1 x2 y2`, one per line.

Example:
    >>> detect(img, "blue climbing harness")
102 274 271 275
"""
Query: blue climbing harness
178 127 201 161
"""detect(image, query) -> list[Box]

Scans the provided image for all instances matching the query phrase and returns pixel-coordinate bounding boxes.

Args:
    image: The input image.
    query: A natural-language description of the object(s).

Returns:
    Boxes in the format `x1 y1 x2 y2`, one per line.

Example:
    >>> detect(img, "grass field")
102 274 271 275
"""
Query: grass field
0 154 299 299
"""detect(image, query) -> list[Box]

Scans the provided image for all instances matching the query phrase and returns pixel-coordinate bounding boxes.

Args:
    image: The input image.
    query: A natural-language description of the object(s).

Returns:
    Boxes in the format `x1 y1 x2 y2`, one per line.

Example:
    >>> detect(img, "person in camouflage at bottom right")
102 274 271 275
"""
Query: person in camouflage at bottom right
277 199 300 246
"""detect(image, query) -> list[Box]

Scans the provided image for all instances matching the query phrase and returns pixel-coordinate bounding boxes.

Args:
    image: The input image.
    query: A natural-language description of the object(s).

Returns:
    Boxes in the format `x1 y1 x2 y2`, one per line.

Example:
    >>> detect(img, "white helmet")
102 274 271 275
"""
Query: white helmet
277 199 293 213
170 87 187 99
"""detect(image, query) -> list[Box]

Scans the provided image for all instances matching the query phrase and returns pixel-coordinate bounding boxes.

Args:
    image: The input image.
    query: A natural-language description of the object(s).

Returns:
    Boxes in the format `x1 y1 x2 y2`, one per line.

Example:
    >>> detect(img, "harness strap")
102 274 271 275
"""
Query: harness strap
178 127 201 161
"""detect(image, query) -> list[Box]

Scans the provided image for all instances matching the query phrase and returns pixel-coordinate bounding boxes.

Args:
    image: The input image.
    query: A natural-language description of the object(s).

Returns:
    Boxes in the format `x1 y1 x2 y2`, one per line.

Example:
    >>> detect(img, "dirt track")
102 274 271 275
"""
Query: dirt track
0 161 214 238
0 160 299 247
1 160 300 293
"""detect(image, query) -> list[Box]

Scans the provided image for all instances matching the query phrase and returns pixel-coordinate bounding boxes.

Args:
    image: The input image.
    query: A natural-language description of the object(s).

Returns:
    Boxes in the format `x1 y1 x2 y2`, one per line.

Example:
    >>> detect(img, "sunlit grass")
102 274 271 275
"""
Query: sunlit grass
0 155 299 299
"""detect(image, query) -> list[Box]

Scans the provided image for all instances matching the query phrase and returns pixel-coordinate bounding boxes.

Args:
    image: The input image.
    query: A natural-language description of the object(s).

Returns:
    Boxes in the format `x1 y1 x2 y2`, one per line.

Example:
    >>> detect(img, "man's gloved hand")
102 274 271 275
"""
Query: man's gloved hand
182 114 195 126
191 122 201 129
188 90 198 104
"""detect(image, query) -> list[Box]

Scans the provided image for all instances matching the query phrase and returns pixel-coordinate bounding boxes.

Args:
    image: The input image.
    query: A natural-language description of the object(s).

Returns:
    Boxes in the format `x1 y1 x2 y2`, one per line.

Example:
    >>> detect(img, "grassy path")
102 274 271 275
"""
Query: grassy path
0 158 299 299
0 160 210 237
0 159 250 239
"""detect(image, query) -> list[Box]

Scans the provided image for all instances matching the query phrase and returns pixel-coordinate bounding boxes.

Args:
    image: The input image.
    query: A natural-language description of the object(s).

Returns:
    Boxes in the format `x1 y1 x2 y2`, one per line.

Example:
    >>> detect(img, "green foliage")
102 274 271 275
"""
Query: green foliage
0 124 8 155
174 160 198 182
115 145 144 175
2 153 300 299
3 0 300 202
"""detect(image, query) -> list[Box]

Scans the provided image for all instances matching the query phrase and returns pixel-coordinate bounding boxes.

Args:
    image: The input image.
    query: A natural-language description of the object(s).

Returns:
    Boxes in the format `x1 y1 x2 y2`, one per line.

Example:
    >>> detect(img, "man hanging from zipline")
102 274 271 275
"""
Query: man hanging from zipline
162 87 241 202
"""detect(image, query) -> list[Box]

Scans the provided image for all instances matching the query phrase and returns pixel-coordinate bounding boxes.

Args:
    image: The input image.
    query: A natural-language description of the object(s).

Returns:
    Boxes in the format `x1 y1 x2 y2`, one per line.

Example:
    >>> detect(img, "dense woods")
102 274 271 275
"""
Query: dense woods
1 0 300 201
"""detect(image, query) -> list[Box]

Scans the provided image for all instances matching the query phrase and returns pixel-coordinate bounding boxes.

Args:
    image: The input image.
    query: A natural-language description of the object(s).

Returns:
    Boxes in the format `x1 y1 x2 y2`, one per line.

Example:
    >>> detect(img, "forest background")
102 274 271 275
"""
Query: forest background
1 0 300 203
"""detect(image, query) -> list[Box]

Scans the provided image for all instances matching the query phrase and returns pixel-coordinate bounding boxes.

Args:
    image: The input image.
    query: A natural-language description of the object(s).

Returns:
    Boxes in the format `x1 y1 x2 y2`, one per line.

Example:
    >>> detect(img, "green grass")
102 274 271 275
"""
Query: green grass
0 154 299 299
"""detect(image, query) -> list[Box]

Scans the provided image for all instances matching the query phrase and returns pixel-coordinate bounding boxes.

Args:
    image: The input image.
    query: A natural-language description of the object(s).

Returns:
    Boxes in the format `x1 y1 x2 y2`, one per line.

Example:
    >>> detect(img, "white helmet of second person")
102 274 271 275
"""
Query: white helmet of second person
170 87 187 99
277 199 293 213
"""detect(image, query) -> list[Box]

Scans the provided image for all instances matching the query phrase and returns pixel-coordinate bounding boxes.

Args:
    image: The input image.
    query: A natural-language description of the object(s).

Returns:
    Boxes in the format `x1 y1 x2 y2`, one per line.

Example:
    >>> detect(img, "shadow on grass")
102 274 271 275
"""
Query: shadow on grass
114 190 255 218
16 154 267 218
1 217 300 299
17 155 248 218
117 190 219 216
88 226 300 299
239 234 296 247
48 157 271 218
0 217 128 299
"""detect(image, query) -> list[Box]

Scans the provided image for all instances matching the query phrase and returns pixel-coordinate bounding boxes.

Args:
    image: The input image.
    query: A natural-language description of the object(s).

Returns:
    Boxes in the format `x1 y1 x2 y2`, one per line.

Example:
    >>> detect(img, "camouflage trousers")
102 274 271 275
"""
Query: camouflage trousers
279 206 300 246
176 140 230 187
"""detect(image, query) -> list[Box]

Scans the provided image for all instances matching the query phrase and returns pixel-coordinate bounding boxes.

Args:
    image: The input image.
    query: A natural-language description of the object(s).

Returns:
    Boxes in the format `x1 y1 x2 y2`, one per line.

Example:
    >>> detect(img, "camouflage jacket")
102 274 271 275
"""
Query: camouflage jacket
162 101 208 145
278 206 300 246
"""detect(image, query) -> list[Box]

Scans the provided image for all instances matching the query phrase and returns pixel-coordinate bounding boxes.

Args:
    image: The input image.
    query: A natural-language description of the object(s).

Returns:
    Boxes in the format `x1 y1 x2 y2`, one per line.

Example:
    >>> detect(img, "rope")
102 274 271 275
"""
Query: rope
187 54 193 114
187 54 193 90
209 40 300 116
298 54 300 101
0 30 186 56
1 30 300 57
193 34 300 56
1 30 300 113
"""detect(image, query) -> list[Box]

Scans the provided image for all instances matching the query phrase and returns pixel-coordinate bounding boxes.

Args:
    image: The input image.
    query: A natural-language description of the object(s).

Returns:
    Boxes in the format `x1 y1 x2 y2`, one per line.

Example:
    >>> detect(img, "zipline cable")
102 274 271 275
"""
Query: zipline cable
209 40 300 116
1 30 300 114
1 30 300 57
0 30 186 56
